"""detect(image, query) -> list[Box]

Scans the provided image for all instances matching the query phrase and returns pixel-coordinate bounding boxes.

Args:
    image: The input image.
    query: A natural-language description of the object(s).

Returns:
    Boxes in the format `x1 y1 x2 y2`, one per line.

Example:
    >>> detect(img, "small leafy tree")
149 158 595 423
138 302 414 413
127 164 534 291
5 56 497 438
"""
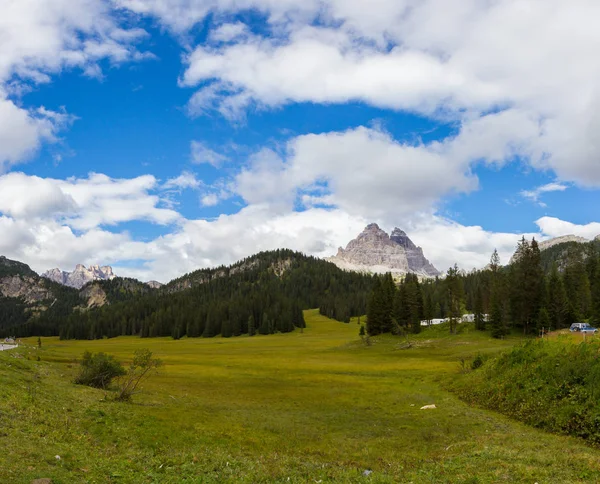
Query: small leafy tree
116 349 163 402
74 351 126 389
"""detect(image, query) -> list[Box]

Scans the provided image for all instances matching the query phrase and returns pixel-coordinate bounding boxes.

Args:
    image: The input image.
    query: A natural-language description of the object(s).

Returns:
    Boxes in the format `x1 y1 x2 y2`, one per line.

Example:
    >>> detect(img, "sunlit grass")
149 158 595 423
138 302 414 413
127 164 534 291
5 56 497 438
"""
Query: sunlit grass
0 310 599 482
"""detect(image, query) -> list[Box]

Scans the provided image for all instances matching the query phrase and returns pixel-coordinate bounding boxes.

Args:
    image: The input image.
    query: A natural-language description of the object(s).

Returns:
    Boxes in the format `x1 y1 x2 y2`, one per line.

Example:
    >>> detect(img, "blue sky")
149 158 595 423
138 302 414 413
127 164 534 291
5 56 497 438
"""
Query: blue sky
1 0 600 281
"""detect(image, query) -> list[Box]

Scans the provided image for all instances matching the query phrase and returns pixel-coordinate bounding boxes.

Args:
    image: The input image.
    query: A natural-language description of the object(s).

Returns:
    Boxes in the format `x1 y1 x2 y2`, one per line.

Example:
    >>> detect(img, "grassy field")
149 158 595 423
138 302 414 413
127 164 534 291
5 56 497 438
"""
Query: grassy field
2 311 600 483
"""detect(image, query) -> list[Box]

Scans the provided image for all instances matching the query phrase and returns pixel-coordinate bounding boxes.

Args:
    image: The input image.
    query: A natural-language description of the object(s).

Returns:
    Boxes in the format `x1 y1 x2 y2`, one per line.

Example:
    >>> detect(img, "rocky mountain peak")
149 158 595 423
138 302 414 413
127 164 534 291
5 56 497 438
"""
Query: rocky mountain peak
390 227 417 250
327 224 439 277
42 264 117 289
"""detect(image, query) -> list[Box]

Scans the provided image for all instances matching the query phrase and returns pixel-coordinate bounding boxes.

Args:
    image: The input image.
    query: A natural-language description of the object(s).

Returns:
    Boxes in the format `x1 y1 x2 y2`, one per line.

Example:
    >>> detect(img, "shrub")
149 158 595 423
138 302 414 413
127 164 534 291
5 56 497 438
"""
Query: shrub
115 348 162 402
453 339 600 444
74 351 126 389
471 354 484 370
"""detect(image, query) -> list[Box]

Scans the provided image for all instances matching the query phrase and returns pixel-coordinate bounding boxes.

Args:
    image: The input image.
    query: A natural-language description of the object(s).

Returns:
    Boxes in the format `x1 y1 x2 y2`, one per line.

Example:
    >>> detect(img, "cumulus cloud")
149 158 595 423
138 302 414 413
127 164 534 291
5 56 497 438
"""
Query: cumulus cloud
0 0 151 169
190 141 229 167
162 171 202 190
0 172 180 229
521 182 569 207
158 0 600 187
0 98 75 172
536 217 600 241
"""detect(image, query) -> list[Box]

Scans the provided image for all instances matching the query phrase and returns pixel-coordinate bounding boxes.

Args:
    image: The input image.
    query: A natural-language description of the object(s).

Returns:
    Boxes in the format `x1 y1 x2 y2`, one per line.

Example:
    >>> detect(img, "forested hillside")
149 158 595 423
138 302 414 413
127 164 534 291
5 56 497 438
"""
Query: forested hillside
368 237 600 338
0 250 374 339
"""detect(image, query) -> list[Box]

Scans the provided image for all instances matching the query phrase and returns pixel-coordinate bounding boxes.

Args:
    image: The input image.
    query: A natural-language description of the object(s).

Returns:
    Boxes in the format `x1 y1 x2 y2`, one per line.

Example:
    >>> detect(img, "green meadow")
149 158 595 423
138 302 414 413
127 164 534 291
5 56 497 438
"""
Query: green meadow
2 310 600 483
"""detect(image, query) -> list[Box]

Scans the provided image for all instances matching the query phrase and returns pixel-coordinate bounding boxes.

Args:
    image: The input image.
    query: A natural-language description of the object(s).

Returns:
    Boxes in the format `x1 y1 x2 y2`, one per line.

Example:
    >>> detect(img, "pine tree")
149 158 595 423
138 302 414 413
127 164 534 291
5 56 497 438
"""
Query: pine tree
202 313 216 338
490 298 509 339
381 273 396 333
259 313 270 335
474 286 485 330
490 249 501 273
221 319 233 338
445 264 464 334
547 263 567 330
248 315 256 336
367 278 384 336
538 307 550 335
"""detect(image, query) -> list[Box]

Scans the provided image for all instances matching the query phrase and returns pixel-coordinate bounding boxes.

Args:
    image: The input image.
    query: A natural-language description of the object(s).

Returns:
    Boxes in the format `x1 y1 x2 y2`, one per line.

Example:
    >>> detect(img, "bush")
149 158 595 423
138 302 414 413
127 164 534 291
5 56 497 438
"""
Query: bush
74 351 126 389
453 339 600 444
471 354 484 370
115 348 162 402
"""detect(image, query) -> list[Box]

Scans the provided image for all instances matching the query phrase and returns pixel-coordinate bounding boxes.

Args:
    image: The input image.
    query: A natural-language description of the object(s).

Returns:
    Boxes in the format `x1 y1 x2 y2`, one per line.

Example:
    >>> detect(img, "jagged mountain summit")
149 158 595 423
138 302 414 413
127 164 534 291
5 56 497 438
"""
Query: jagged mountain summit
42 264 117 289
327 223 440 277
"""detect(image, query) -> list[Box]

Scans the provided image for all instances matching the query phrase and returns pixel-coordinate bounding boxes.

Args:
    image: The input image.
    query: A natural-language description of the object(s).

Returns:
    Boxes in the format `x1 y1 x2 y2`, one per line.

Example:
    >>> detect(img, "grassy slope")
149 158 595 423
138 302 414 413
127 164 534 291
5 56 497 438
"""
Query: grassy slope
0 312 599 483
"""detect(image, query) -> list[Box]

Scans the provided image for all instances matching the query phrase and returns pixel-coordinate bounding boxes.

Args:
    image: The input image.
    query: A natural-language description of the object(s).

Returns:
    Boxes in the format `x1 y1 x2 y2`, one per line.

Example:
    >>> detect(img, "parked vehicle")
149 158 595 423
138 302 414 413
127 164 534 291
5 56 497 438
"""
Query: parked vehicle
569 323 599 333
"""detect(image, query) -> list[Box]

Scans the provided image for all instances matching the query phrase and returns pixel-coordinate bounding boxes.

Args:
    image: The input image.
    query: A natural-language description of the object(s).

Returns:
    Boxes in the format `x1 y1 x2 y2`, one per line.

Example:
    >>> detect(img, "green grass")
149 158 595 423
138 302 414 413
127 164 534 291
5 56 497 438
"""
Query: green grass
1 311 600 483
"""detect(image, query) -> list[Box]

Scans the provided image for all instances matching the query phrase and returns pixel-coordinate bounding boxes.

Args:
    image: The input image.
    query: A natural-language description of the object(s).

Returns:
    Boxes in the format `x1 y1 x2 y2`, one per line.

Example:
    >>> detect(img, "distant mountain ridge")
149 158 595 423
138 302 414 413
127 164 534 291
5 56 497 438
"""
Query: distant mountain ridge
508 234 600 272
327 223 440 277
42 264 117 289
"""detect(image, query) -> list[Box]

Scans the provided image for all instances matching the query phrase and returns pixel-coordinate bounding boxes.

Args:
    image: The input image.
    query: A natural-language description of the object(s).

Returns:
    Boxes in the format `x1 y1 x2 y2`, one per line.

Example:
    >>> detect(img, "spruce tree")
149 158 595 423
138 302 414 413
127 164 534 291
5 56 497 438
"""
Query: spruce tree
221 319 233 338
445 264 464 334
367 278 384 335
547 263 567 329
474 286 485 330
538 307 550 335
248 315 256 336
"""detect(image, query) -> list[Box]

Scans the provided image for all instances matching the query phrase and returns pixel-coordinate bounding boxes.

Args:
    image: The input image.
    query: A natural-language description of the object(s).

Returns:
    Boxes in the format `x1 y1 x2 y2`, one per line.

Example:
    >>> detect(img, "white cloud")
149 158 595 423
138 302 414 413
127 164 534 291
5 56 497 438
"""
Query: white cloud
165 0 600 186
200 193 219 207
190 141 228 167
0 0 151 169
231 122 552 222
521 182 569 207
0 97 74 171
210 22 250 43
0 172 180 229
162 171 202 190
536 217 600 241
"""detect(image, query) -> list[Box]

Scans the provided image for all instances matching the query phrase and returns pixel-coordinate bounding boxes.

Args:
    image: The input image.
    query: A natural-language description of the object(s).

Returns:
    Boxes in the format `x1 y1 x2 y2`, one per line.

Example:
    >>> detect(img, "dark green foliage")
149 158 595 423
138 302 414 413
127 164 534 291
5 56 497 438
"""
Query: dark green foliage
367 278 385 336
445 264 464 334
0 256 38 278
547 264 568 330
89 278 155 304
0 278 80 337
471 354 484 370
473 287 485 331
368 272 424 336
538 307 550 334
510 237 544 335
57 250 371 340
455 339 600 445
489 297 509 339
74 351 126 389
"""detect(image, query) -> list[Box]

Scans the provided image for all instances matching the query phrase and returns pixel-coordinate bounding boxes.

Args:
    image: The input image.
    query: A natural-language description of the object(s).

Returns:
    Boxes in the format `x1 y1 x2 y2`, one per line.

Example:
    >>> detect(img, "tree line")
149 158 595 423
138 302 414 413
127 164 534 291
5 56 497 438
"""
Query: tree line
367 237 600 338
2 250 375 340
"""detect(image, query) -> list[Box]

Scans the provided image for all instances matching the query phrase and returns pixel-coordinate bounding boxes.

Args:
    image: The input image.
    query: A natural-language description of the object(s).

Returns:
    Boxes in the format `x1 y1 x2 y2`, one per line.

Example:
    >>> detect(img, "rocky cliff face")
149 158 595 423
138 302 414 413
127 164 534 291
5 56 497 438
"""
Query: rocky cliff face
0 275 53 304
327 224 440 277
42 264 117 289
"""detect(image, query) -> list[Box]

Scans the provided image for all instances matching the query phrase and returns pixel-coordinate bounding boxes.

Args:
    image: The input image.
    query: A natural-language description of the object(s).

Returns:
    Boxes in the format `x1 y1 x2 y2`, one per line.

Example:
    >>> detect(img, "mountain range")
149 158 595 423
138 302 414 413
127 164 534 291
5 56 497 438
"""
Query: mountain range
3 224 600 338
42 264 117 289
327 223 440 277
